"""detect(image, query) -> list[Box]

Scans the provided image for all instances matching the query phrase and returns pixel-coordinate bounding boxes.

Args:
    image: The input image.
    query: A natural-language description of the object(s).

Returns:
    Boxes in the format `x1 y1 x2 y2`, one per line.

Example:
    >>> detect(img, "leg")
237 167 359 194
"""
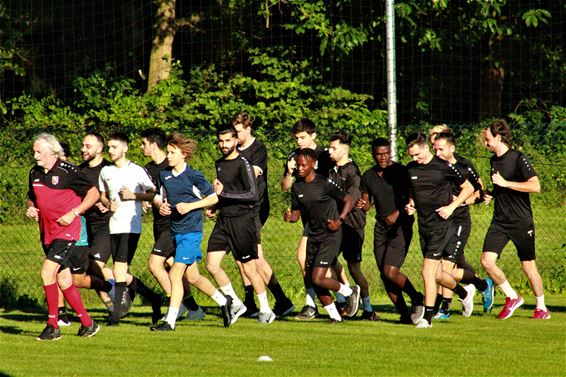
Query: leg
148 254 171 296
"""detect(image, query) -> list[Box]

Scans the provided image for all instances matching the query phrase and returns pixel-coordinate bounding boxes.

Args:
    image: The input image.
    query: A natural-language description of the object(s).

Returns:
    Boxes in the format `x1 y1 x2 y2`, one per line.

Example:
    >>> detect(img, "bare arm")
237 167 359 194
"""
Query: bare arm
492 173 540 193
436 179 474 219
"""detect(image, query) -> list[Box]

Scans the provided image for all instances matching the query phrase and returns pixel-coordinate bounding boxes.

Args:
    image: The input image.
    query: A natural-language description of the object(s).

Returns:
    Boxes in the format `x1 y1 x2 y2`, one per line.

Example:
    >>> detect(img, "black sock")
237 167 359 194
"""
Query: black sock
129 276 160 304
452 284 467 299
58 306 67 315
267 274 288 302
243 285 255 305
90 277 112 292
441 298 452 312
433 293 443 313
183 295 200 311
424 306 435 324
111 282 128 322
461 269 488 291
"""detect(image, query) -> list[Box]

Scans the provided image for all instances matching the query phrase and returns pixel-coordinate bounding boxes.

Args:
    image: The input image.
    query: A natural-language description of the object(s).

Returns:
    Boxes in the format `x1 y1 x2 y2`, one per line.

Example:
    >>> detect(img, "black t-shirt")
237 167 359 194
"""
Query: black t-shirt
490 149 537 224
291 174 346 239
238 139 269 207
145 158 170 227
79 159 112 224
407 156 466 230
451 154 483 224
360 162 413 224
215 155 257 217
283 145 334 179
327 160 366 230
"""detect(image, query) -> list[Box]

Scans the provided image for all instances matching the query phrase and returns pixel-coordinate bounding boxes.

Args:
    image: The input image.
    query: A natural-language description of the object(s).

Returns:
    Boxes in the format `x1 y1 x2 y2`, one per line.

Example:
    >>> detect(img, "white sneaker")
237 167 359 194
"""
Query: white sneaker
230 301 247 325
57 317 71 327
186 307 206 321
415 318 432 329
460 284 476 318
258 310 276 324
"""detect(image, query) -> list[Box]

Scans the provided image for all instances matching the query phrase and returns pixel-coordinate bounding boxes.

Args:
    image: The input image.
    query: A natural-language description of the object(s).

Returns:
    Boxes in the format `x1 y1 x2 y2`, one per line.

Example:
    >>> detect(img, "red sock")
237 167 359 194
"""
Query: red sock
62 285 92 327
44 283 59 328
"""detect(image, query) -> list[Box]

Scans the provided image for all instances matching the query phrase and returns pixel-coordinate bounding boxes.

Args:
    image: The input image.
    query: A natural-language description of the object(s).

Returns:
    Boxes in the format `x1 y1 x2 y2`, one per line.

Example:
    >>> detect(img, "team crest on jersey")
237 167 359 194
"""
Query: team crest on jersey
52 176 59 185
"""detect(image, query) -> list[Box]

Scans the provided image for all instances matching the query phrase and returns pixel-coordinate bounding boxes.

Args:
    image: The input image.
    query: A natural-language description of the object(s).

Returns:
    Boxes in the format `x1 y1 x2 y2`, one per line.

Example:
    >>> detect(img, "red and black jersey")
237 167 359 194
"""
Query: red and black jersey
28 159 95 245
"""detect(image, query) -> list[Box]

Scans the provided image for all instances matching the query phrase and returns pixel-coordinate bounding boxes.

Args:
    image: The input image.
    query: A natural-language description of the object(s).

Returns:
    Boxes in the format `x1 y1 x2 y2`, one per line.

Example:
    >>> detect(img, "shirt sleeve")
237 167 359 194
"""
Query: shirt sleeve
516 152 537 181
445 161 466 186
220 159 257 201
193 169 215 197
98 168 107 193
139 166 156 192
71 169 96 197
326 179 347 202
251 143 268 175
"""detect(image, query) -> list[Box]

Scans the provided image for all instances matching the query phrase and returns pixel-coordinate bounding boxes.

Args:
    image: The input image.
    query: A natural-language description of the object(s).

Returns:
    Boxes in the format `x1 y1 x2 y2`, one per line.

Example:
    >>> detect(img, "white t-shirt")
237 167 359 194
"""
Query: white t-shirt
99 161 155 234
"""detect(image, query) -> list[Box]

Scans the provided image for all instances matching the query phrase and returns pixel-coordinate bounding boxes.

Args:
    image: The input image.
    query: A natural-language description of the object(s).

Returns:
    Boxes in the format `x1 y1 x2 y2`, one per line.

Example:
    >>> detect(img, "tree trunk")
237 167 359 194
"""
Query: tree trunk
478 65 505 120
147 0 176 91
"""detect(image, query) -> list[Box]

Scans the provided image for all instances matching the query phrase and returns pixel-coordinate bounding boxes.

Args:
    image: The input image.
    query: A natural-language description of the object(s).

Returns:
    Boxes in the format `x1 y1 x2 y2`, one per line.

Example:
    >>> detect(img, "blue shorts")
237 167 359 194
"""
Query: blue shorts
173 232 203 265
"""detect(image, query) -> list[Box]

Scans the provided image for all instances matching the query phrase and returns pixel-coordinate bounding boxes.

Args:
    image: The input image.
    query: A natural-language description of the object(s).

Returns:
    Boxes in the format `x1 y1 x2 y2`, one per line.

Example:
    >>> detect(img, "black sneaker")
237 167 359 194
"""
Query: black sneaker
150 321 174 331
221 296 233 327
344 285 361 317
106 318 120 326
78 321 100 337
360 310 379 321
36 324 61 341
272 299 295 317
295 305 318 320
335 302 348 317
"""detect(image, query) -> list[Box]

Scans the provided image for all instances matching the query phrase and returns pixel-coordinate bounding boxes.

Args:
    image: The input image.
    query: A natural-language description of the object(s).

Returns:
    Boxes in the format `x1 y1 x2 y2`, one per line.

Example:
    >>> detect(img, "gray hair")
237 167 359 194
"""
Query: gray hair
34 133 64 158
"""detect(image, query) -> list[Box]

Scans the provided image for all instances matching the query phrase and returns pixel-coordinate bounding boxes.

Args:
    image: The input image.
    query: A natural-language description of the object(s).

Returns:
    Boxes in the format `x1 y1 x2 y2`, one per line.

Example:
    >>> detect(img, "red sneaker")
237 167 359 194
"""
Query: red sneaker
532 308 551 320
497 296 524 320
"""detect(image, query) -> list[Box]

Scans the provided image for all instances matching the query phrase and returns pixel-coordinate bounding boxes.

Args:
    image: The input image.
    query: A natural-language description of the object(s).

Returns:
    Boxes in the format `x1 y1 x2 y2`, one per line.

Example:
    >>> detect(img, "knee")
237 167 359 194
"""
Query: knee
206 262 219 276
481 256 496 271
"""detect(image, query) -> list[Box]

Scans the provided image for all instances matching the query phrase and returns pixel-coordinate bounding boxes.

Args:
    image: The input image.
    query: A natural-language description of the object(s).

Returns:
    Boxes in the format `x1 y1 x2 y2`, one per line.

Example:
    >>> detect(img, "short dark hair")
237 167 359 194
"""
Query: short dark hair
141 128 167 149
434 131 456 146
108 131 129 144
60 142 71 158
292 119 316 135
371 137 390 149
329 131 352 146
217 126 238 139
406 132 428 148
296 148 317 162
85 131 105 145
487 118 512 147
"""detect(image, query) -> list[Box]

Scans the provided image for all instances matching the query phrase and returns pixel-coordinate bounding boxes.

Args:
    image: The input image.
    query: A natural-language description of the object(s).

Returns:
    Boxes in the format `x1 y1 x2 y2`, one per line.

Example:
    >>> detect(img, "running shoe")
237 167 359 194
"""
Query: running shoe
295 305 318 320
344 285 361 317
78 321 100 337
497 296 524 320
532 308 551 320
482 277 495 313
460 284 476 318
37 324 61 341
258 310 276 324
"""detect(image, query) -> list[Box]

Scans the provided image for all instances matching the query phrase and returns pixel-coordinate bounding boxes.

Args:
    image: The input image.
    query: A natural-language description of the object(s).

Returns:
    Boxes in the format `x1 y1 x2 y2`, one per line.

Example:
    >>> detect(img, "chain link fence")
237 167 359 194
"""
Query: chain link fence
1 154 565 308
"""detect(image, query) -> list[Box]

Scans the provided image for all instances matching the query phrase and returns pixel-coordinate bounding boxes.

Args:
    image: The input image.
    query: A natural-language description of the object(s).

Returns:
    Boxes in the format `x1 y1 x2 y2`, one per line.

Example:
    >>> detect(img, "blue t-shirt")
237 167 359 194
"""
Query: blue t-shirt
157 164 214 235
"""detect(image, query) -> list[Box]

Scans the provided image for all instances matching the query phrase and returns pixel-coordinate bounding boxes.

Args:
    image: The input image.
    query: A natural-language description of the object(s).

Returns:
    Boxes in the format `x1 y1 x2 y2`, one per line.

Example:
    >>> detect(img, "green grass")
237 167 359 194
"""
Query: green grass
1 295 565 377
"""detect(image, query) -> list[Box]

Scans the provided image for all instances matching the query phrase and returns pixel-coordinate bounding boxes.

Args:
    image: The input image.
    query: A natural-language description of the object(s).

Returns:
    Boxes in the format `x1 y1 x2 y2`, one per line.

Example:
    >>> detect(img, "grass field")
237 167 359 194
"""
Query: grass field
0 294 564 377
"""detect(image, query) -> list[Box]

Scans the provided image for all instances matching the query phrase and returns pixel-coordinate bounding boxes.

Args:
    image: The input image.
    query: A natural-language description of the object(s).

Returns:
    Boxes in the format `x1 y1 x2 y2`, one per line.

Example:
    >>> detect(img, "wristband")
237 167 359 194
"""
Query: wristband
72 208 80 217
338 217 345 223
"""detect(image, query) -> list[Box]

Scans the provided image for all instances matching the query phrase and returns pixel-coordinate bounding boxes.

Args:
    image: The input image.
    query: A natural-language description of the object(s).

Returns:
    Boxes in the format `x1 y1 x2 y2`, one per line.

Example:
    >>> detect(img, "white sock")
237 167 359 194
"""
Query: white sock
535 295 547 311
337 283 353 297
305 288 316 307
498 280 518 299
324 303 342 321
165 307 179 328
257 291 270 313
362 296 372 312
211 290 227 306
220 283 243 306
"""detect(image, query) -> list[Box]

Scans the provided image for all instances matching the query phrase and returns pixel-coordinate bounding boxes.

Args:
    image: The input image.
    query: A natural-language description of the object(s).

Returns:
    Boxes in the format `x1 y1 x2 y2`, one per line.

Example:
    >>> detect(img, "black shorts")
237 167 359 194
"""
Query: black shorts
483 221 536 261
340 225 364 263
207 213 259 263
151 222 175 258
42 239 75 268
69 245 90 274
110 233 141 264
306 230 341 268
442 223 471 263
87 220 112 263
373 219 413 269
419 226 455 261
